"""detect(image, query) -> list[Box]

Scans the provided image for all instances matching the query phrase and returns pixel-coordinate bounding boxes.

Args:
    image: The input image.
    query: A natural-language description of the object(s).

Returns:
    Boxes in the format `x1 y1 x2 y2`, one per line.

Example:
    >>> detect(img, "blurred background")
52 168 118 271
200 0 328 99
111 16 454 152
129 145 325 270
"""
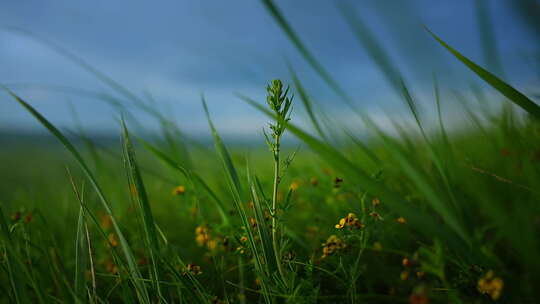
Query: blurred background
1 0 539 141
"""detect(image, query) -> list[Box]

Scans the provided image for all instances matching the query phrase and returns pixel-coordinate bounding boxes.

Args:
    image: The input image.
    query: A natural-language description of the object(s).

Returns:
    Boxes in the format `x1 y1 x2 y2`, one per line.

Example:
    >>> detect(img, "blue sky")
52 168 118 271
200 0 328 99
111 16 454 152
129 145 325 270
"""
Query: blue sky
1 0 539 137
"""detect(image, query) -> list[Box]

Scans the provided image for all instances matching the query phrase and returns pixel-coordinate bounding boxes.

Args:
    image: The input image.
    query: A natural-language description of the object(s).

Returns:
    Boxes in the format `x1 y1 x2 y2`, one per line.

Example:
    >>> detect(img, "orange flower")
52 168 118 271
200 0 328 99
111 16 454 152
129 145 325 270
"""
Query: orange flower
24 212 33 224
409 293 429 304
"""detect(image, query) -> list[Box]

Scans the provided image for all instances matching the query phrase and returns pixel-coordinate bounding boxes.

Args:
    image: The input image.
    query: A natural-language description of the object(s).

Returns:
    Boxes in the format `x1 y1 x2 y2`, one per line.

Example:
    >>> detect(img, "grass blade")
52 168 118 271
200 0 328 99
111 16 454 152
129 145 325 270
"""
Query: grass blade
427 28 540 118
260 0 354 108
120 120 163 300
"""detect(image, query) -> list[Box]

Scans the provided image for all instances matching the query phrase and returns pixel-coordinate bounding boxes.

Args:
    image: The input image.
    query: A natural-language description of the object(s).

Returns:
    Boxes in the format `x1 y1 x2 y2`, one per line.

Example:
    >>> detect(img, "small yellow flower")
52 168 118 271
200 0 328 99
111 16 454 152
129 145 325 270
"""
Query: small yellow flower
372 198 381 206
105 260 118 274
335 213 364 230
396 217 407 224
195 225 211 247
236 246 246 254
321 235 347 258
400 270 409 281
107 233 118 247
185 263 202 275
477 270 503 300
207 239 218 251
369 212 383 220
289 181 300 191
240 236 248 243
402 257 415 267
249 217 257 228
172 185 186 195
100 214 112 230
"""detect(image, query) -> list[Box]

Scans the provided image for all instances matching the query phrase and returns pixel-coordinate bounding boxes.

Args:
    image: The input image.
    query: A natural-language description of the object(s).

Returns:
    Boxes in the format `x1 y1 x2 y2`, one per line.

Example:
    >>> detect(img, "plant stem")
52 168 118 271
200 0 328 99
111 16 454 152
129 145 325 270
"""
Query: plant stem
271 136 286 279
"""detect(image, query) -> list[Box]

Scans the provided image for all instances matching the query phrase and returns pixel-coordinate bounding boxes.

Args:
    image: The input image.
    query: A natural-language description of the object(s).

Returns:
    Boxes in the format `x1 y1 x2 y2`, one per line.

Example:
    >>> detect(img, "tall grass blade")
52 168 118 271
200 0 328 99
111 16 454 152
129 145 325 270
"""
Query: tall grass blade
427 28 540 119
287 64 327 141
120 120 163 300
338 3 403 97
260 0 354 108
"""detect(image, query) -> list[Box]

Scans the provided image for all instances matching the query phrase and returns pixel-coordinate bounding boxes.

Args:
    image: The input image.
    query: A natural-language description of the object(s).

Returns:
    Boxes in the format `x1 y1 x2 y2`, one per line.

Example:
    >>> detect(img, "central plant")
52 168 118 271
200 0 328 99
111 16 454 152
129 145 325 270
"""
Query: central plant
263 79 294 279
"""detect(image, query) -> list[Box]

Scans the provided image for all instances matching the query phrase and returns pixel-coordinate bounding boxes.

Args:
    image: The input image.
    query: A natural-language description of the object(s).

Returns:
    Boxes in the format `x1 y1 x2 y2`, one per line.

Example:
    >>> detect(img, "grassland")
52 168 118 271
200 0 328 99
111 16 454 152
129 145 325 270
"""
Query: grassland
2 1 540 303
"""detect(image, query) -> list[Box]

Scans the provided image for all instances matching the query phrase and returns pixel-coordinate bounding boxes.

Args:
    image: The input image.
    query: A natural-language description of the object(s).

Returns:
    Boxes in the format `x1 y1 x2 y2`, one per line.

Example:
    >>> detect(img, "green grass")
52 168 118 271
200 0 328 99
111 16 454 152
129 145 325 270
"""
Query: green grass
2 1 540 302
2 83 540 302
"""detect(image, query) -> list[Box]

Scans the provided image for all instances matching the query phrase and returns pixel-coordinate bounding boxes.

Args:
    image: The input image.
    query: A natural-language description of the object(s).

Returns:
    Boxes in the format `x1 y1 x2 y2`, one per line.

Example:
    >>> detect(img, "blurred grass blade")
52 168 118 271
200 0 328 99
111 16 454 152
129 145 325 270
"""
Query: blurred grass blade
475 0 504 77
73 185 89 300
260 0 355 108
202 97 243 199
287 63 328 141
0 206 35 303
138 137 230 225
121 120 163 299
247 168 277 274
338 2 403 97
427 28 540 119
202 96 273 304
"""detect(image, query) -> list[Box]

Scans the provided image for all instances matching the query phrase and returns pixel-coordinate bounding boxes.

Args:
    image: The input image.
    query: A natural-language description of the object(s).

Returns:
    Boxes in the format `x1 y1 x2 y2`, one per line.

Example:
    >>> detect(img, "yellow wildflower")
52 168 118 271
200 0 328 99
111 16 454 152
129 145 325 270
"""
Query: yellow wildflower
396 217 407 224
172 185 186 195
236 246 246 254
400 270 409 281
105 260 118 274
477 270 503 300
335 213 364 230
185 263 202 275
289 181 300 191
321 235 346 258
108 233 118 247
207 239 218 251
100 214 112 230
195 225 211 247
